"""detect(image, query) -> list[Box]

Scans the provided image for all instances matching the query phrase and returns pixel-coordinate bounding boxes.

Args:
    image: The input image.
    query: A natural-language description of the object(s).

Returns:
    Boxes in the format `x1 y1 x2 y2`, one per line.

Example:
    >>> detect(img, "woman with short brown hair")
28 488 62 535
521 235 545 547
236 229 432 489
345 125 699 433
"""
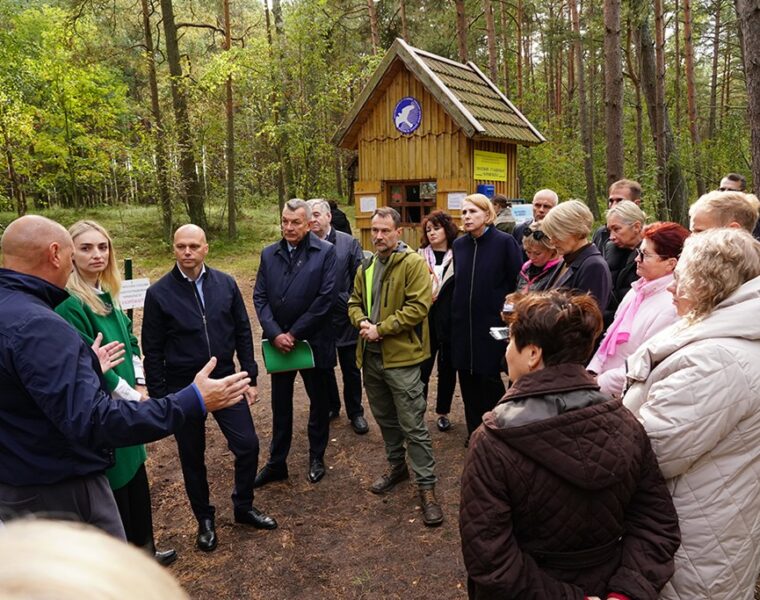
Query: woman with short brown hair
460 289 679 599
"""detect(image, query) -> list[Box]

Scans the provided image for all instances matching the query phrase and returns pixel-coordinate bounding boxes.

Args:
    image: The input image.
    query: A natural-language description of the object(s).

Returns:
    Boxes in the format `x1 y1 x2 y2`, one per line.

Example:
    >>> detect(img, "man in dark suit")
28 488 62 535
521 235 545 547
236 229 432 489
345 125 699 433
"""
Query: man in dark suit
253 199 337 487
142 224 277 553
307 198 368 435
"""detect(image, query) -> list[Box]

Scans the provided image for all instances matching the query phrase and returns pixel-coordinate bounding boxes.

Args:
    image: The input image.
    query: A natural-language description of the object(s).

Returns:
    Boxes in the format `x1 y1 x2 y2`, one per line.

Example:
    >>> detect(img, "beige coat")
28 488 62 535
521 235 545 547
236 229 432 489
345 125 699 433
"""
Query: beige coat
623 276 760 600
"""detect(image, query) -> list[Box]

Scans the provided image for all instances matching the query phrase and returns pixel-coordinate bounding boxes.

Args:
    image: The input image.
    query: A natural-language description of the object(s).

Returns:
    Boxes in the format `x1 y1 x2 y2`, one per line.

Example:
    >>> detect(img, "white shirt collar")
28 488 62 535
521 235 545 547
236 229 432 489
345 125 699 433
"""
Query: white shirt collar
177 263 207 282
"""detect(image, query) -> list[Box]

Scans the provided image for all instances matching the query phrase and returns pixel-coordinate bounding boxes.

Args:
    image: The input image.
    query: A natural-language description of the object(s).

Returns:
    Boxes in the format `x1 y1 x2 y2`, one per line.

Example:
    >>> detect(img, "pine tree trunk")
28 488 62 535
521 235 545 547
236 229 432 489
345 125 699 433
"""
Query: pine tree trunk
653 0 667 200
604 0 624 186
484 0 498 81
2 124 25 217
141 0 172 240
367 0 380 54
455 0 468 62
517 0 523 106
708 0 722 139
735 0 760 189
399 0 409 41
626 21 645 178
684 0 706 196
499 0 510 94
223 0 236 238
638 9 689 224
267 0 288 212
570 0 599 218
159 0 207 229
674 0 682 129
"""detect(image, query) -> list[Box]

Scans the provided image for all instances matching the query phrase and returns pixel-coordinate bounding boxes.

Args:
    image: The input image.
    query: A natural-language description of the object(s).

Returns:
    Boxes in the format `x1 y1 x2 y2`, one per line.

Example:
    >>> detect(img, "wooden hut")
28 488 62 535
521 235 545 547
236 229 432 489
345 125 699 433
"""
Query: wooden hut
332 38 546 249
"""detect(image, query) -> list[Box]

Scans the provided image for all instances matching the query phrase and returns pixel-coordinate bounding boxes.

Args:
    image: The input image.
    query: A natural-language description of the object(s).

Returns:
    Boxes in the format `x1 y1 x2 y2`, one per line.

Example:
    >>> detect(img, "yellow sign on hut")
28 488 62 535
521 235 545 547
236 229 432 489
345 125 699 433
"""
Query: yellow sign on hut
473 150 508 182
332 38 545 249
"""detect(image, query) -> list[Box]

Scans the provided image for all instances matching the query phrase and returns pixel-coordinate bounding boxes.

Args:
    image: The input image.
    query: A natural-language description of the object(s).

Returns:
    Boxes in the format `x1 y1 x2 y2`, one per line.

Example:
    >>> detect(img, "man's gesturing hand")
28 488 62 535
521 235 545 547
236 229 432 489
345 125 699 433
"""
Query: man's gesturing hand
92 332 126 374
193 357 251 412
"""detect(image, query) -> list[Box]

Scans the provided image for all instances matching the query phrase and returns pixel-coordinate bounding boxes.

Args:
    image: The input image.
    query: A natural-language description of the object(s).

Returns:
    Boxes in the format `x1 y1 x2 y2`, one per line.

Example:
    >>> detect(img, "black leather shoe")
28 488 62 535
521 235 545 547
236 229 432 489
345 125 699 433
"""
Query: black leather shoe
328 409 340 420
308 458 326 483
350 415 369 434
253 465 289 488
234 507 278 530
196 518 217 552
154 548 178 566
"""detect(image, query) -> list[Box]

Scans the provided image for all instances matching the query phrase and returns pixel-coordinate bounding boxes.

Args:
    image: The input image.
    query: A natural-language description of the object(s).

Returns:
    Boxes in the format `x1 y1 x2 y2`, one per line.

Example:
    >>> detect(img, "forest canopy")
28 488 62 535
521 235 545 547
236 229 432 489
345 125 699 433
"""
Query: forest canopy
0 0 755 233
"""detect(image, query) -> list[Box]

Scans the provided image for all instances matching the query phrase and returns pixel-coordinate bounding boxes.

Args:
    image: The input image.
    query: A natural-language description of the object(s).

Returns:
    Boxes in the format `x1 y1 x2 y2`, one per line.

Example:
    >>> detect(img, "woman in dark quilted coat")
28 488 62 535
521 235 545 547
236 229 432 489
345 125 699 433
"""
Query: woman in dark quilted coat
459 290 680 600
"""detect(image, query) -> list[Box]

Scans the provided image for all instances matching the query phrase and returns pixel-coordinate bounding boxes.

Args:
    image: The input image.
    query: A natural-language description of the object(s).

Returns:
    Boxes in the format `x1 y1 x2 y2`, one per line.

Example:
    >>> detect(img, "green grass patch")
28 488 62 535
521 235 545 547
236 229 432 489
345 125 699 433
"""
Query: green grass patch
0 201 358 281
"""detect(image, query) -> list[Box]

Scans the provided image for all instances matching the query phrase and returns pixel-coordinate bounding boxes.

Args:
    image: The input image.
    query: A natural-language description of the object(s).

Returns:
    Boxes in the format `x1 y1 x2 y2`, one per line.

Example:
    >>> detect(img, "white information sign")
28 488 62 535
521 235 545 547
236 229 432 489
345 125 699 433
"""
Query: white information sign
359 196 377 213
119 278 150 310
447 192 466 211
511 204 533 225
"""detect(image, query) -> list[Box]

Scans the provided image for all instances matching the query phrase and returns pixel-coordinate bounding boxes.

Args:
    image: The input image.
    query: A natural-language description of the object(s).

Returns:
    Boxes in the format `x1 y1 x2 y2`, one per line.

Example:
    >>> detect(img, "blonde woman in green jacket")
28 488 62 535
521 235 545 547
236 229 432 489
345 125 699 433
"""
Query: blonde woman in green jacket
55 220 176 566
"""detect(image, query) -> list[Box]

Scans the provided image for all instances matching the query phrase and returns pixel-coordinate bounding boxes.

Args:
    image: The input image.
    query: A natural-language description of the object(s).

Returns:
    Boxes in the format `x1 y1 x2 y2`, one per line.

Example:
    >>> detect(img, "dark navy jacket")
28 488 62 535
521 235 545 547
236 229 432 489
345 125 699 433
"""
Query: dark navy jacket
142 264 258 396
451 227 522 376
0 269 203 486
326 227 363 348
254 232 337 369
545 243 612 311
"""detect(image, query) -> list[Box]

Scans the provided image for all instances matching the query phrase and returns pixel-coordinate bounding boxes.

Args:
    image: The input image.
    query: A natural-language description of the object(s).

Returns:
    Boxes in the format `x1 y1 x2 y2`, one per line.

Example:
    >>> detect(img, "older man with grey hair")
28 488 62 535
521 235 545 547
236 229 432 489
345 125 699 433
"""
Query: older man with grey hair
512 189 559 252
253 199 338 487
307 198 368 435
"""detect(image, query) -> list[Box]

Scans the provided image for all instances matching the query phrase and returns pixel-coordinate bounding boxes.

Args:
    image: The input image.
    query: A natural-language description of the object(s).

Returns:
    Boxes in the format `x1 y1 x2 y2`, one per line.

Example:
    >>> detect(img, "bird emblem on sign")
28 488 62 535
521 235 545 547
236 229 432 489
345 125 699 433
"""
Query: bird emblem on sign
393 97 422 135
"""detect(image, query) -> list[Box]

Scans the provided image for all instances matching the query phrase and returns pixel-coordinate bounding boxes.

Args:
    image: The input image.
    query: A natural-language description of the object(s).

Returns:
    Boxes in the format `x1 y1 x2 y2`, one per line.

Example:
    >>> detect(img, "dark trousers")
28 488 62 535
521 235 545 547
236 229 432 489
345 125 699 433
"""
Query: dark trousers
111 463 154 548
420 321 457 415
268 368 331 469
327 343 364 419
457 370 506 434
0 473 125 540
175 398 259 521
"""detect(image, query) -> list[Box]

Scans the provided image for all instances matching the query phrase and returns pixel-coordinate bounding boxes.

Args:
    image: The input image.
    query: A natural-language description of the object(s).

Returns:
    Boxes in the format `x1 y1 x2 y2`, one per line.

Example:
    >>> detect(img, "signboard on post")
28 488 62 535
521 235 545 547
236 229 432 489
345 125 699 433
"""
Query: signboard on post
119 278 150 310
473 150 507 182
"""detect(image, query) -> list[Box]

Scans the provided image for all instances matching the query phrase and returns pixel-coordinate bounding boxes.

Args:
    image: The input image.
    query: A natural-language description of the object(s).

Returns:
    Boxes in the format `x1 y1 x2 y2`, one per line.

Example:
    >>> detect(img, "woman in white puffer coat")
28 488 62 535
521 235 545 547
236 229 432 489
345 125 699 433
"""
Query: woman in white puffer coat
623 228 760 600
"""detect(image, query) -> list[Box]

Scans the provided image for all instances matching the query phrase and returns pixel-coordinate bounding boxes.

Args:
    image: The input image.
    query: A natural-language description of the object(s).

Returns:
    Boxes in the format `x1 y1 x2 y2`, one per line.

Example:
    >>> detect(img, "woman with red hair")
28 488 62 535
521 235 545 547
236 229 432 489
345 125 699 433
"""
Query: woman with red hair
588 222 689 397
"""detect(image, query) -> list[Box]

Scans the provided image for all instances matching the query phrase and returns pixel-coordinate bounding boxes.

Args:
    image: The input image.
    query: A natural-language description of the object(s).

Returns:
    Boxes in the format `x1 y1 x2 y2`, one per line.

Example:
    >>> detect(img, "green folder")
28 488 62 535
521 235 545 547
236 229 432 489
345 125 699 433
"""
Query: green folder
261 339 315 373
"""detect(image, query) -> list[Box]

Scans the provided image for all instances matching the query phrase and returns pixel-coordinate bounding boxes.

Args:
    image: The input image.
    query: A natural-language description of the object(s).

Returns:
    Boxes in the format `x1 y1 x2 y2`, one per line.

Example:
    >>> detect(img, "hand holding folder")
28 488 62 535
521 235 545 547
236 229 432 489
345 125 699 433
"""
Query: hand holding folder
261 339 315 373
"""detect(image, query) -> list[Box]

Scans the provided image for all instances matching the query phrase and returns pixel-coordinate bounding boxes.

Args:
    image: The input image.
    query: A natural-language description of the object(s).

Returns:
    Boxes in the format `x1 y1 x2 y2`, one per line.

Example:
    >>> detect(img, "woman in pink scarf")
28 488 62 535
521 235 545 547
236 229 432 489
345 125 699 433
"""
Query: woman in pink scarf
588 222 689 398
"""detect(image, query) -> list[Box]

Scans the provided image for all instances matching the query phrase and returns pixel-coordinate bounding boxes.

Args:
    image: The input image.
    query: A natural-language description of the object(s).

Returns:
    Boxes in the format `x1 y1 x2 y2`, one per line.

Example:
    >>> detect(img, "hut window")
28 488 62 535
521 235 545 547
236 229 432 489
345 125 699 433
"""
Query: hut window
388 181 436 225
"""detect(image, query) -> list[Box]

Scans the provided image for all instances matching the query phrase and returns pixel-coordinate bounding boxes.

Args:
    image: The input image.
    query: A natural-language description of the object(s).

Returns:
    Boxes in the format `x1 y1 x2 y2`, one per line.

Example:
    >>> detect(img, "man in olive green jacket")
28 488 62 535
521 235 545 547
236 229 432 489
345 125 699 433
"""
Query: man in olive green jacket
348 207 442 527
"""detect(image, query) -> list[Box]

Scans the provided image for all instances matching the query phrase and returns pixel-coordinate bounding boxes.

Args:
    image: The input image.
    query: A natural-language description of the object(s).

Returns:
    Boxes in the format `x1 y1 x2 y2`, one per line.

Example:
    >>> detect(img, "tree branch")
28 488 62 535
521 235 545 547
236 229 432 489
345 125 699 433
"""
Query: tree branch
176 22 226 35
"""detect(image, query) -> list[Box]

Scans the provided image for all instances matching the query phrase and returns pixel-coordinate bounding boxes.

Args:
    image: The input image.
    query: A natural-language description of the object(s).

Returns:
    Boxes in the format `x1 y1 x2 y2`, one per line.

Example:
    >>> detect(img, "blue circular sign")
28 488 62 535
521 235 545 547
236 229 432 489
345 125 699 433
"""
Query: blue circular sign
393 97 421 135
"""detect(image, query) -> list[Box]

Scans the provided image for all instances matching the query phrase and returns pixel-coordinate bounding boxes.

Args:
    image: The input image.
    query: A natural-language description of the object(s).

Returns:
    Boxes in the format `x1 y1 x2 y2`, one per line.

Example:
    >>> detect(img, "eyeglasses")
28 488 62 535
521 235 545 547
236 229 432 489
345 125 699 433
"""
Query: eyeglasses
718 187 740 192
608 196 628 206
634 247 668 261
523 229 548 241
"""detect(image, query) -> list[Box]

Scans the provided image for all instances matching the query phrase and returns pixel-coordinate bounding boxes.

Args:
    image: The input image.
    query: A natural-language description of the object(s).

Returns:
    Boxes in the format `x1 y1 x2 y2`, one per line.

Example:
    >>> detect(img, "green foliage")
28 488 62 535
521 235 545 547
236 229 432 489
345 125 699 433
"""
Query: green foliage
0 0 752 217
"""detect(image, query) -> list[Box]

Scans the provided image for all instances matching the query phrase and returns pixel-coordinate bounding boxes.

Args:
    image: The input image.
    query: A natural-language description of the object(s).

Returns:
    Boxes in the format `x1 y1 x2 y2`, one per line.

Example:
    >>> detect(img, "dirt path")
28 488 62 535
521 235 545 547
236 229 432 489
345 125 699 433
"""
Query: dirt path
141 280 473 599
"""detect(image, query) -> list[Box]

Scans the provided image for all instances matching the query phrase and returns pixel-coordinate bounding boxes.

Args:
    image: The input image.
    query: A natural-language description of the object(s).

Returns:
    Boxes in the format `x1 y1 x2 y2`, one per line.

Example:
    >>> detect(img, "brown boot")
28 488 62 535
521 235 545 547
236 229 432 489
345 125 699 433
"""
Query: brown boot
419 488 444 527
370 463 409 494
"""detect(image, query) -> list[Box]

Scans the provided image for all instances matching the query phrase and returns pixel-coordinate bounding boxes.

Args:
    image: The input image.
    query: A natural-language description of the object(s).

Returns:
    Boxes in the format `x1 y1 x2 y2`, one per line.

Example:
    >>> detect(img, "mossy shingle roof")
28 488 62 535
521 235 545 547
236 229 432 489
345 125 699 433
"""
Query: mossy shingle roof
333 38 545 148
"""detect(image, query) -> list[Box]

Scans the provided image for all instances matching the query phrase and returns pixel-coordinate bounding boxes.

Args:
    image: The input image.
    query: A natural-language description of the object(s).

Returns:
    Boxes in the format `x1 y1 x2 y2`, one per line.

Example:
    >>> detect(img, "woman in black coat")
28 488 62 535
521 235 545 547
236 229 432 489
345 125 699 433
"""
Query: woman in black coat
601 200 646 326
540 200 612 312
451 194 522 437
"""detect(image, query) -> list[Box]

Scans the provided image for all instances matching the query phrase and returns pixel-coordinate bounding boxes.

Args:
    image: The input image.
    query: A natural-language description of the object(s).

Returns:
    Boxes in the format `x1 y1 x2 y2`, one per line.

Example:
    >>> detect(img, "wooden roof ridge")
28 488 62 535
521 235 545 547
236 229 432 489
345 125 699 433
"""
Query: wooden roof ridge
332 38 544 147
